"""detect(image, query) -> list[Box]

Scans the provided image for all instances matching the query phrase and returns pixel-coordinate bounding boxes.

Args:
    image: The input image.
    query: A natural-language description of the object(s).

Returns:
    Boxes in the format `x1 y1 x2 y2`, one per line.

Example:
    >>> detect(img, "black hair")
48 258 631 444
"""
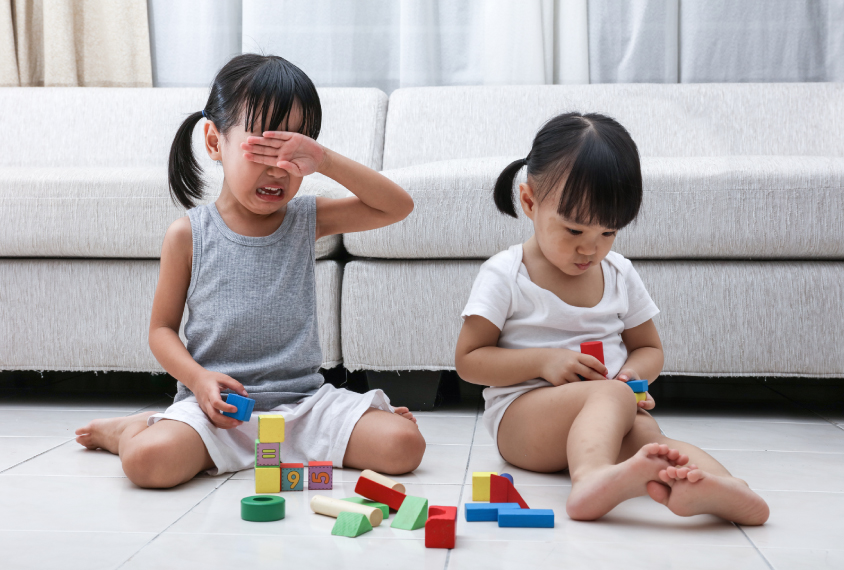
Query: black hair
493 112 642 230
168 54 322 209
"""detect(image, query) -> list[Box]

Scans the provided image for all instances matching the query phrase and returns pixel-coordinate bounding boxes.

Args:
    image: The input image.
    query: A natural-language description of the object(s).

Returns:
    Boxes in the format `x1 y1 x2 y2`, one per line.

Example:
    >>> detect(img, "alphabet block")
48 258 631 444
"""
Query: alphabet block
307 461 333 490
355 474 406 511
258 414 285 443
391 495 428 530
425 506 457 549
489 474 530 509
281 463 304 491
465 503 521 522
497 508 554 528
255 466 280 494
254 441 280 467
222 393 255 422
331 511 372 538
472 472 497 501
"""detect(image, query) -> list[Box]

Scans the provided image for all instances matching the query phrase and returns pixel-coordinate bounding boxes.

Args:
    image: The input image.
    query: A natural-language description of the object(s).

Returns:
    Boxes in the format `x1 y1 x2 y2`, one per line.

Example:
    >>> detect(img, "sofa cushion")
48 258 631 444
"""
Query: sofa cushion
343 155 844 259
0 167 347 258
383 84 844 170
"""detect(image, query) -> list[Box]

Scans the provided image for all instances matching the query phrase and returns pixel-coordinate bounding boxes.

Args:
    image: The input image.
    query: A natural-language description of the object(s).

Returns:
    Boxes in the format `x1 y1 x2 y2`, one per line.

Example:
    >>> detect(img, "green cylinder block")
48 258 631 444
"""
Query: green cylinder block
241 495 286 522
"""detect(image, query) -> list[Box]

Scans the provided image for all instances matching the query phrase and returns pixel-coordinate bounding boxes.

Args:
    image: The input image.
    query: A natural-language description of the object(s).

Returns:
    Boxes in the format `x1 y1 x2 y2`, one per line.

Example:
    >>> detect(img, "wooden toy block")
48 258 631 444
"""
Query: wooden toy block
222 393 255 421
391 495 428 530
465 503 521 522
498 508 554 528
359 469 407 493
500 473 514 484
343 497 389 519
310 495 383 527
636 392 647 402
241 495 285 522
579 341 608 379
255 466 280 494
307 461 333 490
625 379 648 393
258 414 285 443
331 511 373 538
355 474 406 511
489 474 530 509
425 506 457 549
281 463 304 491
254 441 280 467
472 472 497 502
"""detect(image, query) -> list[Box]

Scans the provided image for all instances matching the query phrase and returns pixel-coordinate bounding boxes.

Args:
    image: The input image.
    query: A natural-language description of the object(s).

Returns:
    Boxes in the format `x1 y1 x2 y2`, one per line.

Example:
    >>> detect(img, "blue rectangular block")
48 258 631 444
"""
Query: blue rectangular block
498 508 554 528
625 380 648 393
465 503 521 522
222 393 255 421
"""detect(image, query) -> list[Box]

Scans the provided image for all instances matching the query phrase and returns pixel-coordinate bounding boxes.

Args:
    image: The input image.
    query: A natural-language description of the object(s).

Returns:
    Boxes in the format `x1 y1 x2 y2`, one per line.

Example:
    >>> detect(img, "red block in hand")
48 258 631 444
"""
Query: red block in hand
355 475 406 511
425 506 457 549
580 341 607 378
489 474 530 509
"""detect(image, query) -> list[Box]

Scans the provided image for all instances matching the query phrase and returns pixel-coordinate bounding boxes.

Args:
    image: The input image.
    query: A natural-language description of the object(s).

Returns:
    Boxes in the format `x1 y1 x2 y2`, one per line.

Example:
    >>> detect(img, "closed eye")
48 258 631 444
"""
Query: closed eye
568 229 617 237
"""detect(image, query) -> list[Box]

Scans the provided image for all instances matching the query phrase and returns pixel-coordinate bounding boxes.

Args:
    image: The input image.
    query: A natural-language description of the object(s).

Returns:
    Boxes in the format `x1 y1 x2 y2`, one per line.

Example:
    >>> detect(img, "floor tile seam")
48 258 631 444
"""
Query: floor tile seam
756 379 844 430
735 523 776 570
697 447 844 455
658 418 839 426
451 537 761 547
0 408 151 413
0 437 74 474
159 531 427 540
759 547 844 552
114 471 238 570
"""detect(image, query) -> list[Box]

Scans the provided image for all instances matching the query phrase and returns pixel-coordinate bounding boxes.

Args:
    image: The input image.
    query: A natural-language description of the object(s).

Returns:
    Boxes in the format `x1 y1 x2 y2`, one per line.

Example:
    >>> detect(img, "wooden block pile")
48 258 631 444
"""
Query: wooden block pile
466 472 555 528
254 414 333 494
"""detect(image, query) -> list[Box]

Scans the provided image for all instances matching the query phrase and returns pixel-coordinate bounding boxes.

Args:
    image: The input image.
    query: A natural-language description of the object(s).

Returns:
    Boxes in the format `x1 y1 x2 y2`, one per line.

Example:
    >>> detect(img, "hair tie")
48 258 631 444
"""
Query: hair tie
201 110 206 118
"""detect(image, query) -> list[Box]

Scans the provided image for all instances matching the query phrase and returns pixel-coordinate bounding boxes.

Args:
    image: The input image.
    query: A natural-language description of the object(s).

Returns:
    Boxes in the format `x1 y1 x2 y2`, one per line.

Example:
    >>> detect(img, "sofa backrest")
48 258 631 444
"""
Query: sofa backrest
0 87 388 171
382 84 844 170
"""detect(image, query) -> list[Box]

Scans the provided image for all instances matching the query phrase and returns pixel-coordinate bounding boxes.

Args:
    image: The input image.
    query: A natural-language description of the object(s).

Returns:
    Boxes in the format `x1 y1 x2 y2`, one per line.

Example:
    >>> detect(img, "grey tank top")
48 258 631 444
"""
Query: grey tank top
176 196 324 409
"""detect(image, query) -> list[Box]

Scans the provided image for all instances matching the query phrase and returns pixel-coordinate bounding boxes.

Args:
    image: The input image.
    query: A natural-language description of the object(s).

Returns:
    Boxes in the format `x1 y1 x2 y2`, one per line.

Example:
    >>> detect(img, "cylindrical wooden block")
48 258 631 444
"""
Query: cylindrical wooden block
310 495 383 527
360 469 406 494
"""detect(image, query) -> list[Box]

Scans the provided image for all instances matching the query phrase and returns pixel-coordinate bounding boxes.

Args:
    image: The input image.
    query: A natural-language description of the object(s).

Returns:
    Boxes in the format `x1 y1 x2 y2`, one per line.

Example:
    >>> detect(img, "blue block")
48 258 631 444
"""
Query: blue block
625 380 648 393
222 393 255 421
498 508 555 528
465 503 521 522
499 473 514 484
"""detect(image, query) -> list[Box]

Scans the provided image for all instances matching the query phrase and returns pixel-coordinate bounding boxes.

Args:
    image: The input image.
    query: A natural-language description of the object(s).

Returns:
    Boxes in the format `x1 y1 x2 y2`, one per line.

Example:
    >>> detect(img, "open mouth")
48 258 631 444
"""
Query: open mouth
256 186 284 201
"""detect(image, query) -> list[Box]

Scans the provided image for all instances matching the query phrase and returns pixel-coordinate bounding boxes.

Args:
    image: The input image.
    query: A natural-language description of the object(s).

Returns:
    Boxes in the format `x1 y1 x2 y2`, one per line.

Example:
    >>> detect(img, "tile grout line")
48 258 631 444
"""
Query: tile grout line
114 472 238 570
734 523 776 570
0 437 75 474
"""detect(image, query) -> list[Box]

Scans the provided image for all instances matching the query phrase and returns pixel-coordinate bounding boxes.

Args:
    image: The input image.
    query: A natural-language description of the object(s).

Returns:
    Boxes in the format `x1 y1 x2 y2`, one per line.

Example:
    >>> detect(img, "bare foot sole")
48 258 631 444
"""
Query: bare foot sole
647 465 770 525
566 443 689 521
75 412 158 455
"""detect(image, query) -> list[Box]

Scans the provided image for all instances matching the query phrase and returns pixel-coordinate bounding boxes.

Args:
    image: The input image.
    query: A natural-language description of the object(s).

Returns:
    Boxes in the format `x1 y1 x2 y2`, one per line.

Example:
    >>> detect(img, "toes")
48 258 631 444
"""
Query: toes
658 469 672 483
657 444 670 456
666 466 678 478
642 442 661 455
75 424 92 436
667 448 680 461
687 469 705 483
675 467 690 479
676 454 690 466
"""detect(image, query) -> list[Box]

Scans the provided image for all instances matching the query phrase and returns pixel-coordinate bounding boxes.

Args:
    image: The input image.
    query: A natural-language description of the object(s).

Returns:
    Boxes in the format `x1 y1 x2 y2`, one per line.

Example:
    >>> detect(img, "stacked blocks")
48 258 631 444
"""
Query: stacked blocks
281 463 304 491
391 496 428 530
472 472 497 501
425 506 457 549
331 512 373 538
626 379 649 402
308 461 333 490
223 393 255 421
466 474 555 529
254 415 284 494
489 474 529 509
465 503 521 522
355 469 407 511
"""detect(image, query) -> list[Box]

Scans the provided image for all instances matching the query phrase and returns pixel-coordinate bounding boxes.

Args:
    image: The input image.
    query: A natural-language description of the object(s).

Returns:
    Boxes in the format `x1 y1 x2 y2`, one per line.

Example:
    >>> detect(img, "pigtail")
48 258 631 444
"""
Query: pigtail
168 111 205 209
493 158 527 218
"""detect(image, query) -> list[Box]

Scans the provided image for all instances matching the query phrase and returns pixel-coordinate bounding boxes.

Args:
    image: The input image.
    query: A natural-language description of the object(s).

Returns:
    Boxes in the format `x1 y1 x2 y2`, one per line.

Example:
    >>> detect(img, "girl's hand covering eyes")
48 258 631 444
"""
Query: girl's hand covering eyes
541 349 609 386
241 131 327 177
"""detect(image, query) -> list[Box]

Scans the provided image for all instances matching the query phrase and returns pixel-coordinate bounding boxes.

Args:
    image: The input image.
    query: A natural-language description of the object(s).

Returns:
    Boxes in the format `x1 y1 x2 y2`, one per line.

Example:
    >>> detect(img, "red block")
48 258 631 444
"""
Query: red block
425 506 457 549
355 475 406 511
580 341 608 378
489 474 530 509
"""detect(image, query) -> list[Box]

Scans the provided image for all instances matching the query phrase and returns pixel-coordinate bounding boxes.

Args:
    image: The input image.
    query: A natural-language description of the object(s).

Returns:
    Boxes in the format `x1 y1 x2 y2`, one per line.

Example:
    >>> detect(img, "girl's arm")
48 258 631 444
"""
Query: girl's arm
455 315 608 387
148 218 247 429
615 319 664 384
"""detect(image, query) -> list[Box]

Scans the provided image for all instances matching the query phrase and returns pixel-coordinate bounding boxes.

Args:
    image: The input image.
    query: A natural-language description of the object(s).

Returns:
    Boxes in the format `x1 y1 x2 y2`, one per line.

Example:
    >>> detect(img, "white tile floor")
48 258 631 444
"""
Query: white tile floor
1 378 843 570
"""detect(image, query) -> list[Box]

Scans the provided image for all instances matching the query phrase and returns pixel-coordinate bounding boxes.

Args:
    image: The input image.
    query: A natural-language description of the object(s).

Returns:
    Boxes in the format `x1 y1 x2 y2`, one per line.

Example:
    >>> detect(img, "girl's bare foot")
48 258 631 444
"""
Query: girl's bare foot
647 464 770 525
393 406 417 424
567 443 689 520
75 412 158 455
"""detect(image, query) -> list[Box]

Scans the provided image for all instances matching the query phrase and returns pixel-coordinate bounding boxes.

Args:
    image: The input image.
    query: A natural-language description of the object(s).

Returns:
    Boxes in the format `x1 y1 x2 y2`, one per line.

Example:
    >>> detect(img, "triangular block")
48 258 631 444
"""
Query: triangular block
489 474 529 509
391 495 428 530
331 511 373 537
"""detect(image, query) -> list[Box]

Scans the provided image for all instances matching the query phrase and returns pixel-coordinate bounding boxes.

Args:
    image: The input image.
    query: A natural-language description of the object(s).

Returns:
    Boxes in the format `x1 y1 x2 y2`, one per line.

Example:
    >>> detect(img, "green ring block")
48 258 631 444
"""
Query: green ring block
391 495 428 530
331 511 373 537
342 497 389 519
241 495 286 522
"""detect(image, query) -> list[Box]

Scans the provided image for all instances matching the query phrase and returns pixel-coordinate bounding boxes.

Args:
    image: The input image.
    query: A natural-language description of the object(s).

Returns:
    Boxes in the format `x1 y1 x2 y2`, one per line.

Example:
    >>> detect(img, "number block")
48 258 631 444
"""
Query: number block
464 503 521 522
425 506 457 549
255 466 280 494
222 393 255 422
472 472 497 502
258 414 285 443
391 495 428 530
498 508 554 528
331 511 373 538
489 474 530 509
281 463 304 491
254 441 280 467
308 461 333 490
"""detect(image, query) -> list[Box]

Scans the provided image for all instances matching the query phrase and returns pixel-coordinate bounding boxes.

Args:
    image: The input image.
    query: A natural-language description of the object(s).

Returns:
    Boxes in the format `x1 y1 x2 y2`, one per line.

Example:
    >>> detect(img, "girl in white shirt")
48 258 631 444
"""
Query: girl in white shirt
455 112 769 525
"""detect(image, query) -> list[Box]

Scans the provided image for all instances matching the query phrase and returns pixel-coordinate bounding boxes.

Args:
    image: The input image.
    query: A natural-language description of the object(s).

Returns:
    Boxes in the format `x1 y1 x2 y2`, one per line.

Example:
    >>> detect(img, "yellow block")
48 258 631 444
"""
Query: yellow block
258 415 285 443
635 392 647 402
255 466 281 493
472 472 498 502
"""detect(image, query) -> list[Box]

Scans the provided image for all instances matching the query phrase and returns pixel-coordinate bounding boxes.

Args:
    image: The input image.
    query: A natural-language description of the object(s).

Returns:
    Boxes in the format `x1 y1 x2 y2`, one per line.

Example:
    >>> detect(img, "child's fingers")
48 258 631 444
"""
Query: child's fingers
243 152 280 167
581 355 609 378
218 377 248 398
262 131 295 140
240 142 278 156
576 361 606 381
246 136 283 148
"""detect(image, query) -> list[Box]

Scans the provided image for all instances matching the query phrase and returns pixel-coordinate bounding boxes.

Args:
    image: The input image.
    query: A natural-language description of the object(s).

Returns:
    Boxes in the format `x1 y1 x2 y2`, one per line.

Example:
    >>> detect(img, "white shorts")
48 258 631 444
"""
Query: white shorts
482 378 552 452
148 384 393 475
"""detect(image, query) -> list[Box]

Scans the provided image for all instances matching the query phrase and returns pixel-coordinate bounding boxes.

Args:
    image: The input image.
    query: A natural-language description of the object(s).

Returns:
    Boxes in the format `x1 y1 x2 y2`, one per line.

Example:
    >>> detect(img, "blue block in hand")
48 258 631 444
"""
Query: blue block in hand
498 508 555 528
465 503 521 522
223 393 255 421
625 380 648 393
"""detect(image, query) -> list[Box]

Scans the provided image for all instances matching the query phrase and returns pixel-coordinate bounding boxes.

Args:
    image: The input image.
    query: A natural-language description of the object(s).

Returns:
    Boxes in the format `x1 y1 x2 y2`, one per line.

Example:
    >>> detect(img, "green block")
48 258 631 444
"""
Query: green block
331 511 373 538
241 495 285 522
342 497 389 519
391 495 428 530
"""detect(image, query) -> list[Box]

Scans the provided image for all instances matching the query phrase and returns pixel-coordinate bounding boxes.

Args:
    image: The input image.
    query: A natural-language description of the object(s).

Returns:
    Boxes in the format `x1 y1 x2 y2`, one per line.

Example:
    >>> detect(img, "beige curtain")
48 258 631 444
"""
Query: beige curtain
0 0 152 87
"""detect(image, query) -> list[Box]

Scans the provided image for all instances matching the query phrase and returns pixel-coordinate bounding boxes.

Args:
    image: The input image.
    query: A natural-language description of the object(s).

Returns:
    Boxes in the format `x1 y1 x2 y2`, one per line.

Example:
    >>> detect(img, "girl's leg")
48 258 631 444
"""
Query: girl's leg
618 411 770 525
76 413 214 488
497 381 686 521
342 408 426 475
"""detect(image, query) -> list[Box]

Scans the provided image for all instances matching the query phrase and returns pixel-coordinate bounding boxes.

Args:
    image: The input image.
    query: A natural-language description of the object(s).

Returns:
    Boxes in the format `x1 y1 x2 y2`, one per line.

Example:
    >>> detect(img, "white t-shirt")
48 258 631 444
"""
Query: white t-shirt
461 244 660 444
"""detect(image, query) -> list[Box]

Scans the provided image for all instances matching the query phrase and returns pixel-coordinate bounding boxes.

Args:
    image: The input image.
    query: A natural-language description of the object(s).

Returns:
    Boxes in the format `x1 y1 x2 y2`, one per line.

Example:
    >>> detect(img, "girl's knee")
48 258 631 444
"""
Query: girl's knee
380 422 426 475
121 441 183 489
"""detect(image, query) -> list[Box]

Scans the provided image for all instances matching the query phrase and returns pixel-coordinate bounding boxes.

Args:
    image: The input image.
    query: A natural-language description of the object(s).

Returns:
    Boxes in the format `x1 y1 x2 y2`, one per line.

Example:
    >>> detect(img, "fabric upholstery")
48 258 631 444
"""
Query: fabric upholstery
341 259 844 376
0 259 343 371
382 84 844 169
344 155 844 259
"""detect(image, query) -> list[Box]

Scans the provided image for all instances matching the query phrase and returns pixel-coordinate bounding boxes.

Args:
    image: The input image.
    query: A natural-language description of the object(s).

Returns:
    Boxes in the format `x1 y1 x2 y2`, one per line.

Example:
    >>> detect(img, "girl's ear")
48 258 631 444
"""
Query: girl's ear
204 122 222 161
518 182 538 220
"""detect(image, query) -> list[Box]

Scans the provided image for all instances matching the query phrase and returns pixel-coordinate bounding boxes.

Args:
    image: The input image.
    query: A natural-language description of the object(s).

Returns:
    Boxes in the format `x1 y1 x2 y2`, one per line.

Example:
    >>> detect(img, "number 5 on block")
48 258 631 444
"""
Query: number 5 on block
281 463 304 491
308 461 333 490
